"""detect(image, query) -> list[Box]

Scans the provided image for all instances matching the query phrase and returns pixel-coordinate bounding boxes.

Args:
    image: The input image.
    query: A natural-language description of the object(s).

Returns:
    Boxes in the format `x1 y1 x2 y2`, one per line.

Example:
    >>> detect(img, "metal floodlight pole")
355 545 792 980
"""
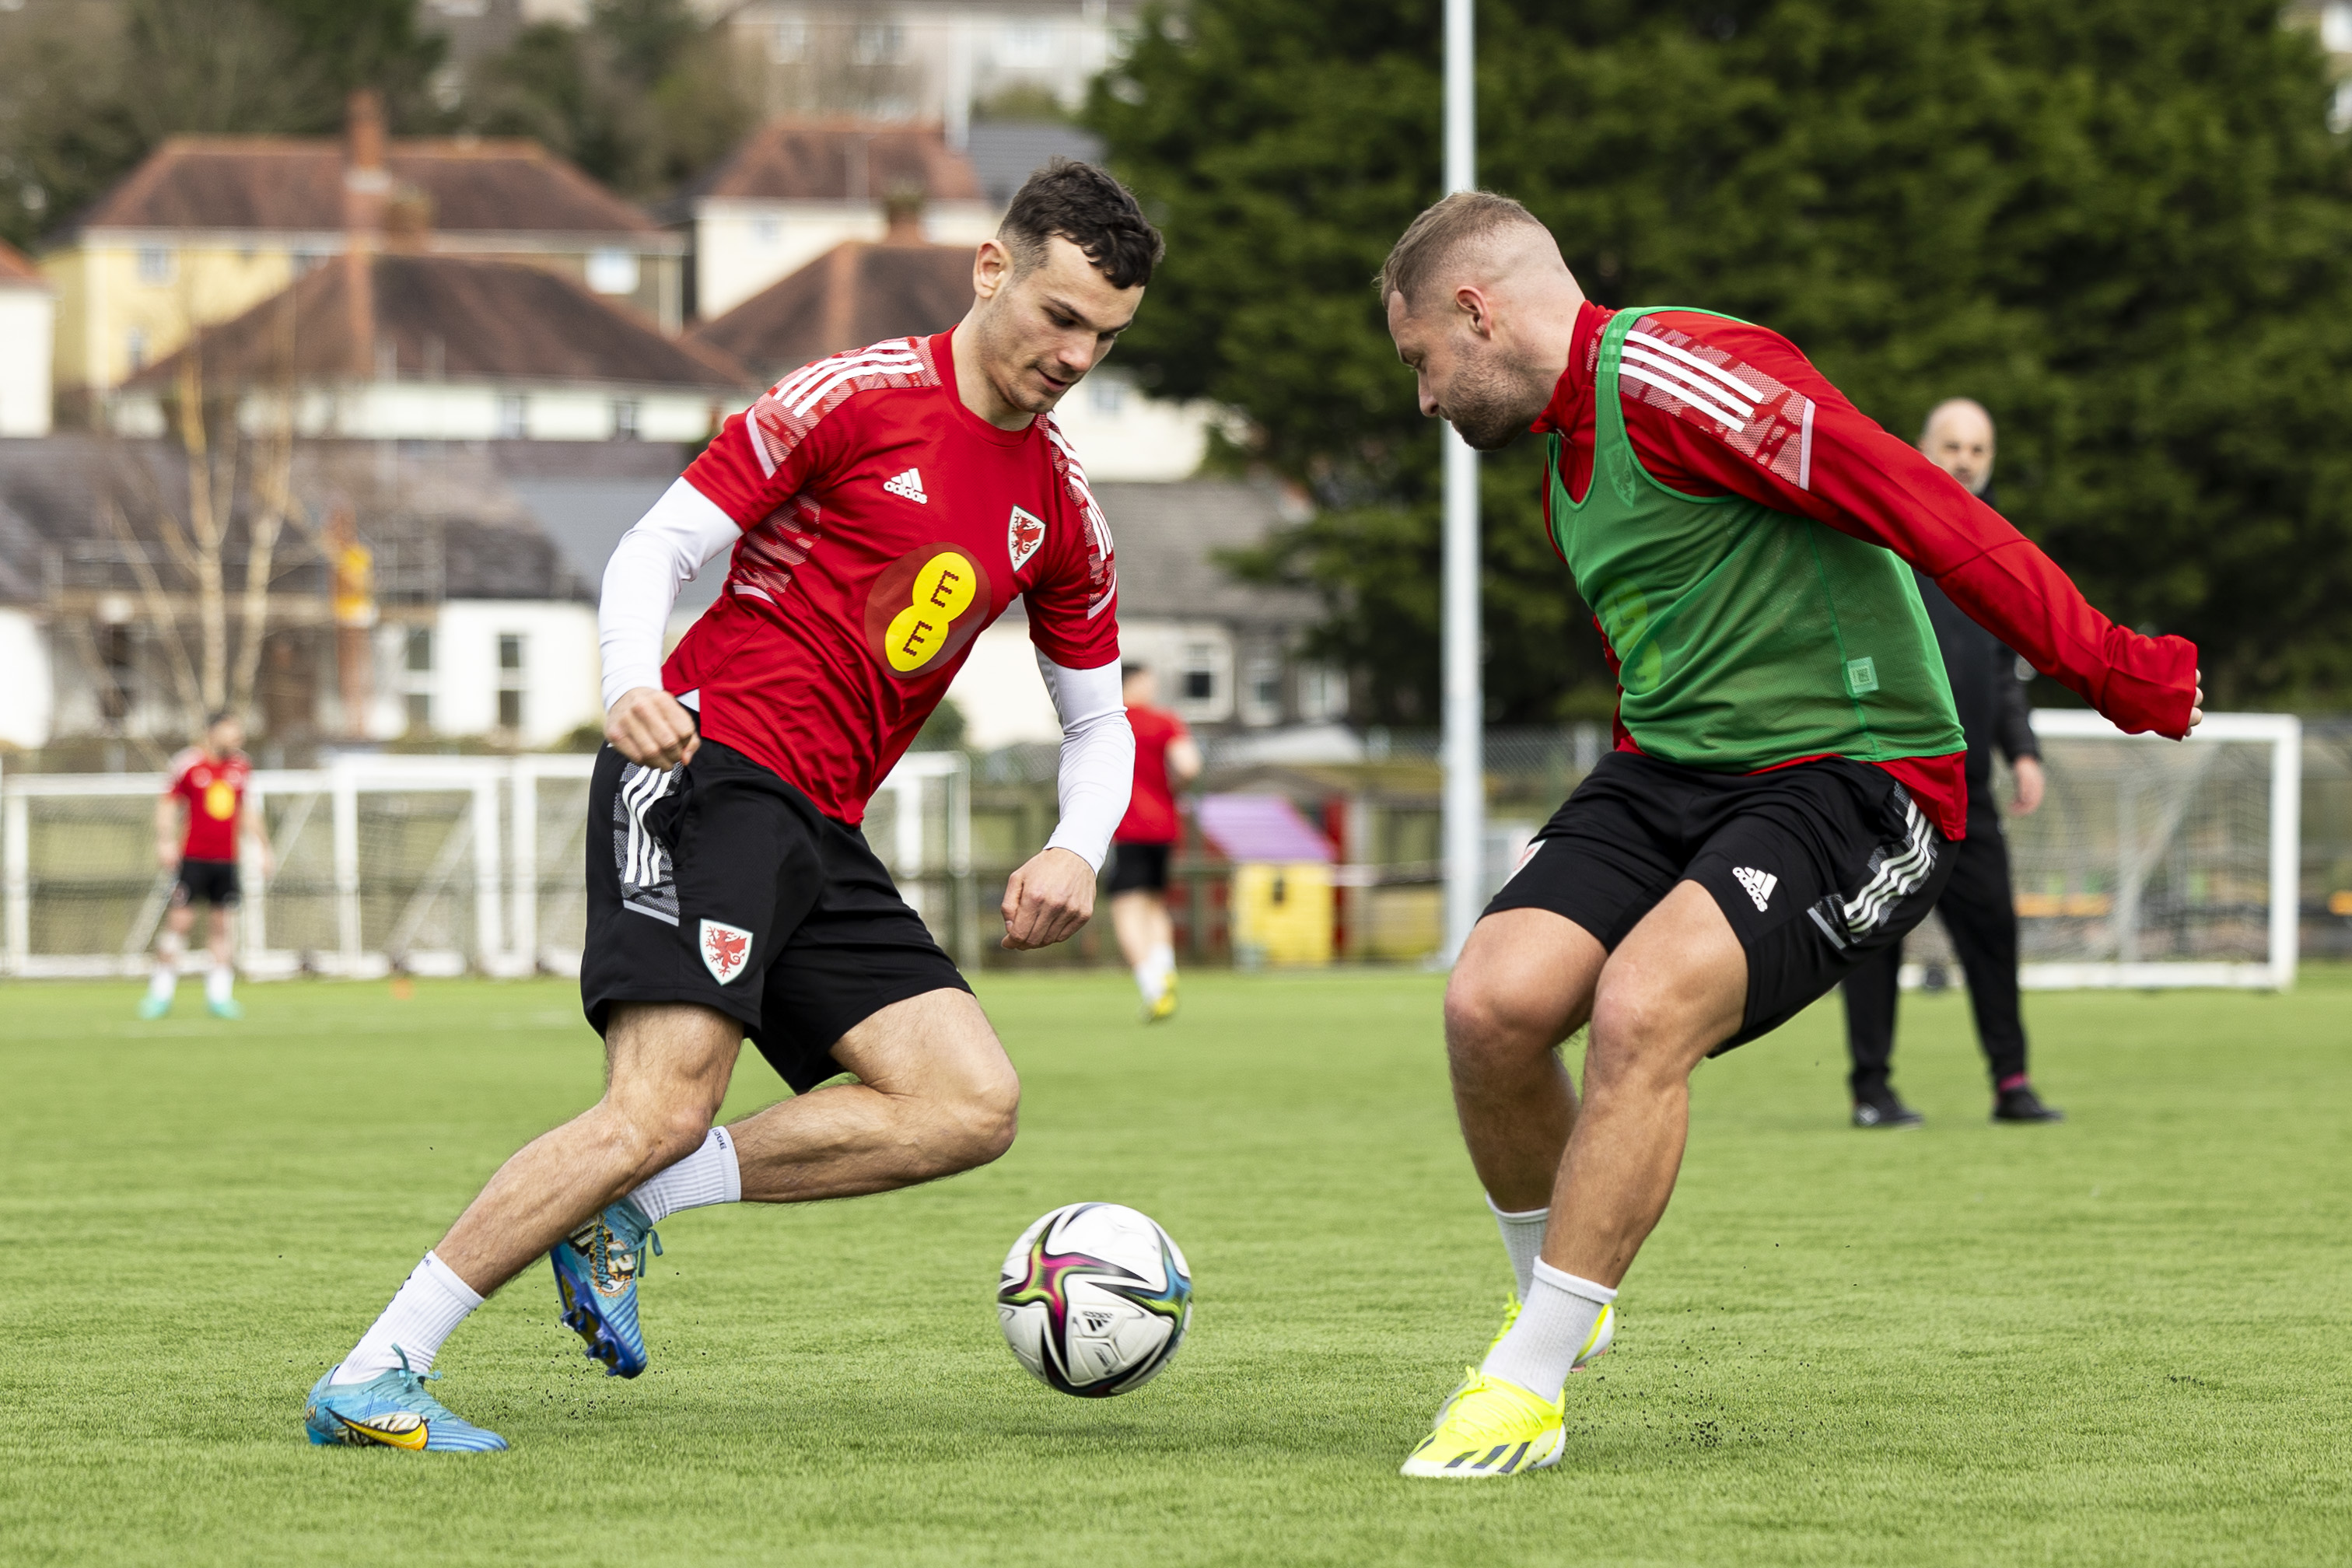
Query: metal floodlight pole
1440 0 1482 964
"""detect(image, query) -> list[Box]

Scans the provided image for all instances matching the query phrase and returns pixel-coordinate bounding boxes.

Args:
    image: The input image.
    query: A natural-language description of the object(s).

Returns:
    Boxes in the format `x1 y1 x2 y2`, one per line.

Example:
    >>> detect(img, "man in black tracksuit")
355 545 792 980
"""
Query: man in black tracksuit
1842 399 2065 1128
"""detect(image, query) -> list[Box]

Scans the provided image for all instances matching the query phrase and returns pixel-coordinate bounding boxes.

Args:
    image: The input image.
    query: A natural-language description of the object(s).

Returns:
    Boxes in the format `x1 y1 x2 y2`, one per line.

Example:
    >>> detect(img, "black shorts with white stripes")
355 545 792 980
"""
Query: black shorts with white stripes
579 737 969 1094
1483 750 1955 1051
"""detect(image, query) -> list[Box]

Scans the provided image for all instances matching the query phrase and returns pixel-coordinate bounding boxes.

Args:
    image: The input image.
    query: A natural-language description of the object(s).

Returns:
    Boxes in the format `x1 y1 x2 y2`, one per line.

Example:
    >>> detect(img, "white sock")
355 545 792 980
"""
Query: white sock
1135 943 1175 1003
332 1251 483 1384
149 935 182 1000
628 1125 740 1223
1487 1195 1549 1300
1132 963 1157 1003
205 962 233 1004
1481 1260 1617 1402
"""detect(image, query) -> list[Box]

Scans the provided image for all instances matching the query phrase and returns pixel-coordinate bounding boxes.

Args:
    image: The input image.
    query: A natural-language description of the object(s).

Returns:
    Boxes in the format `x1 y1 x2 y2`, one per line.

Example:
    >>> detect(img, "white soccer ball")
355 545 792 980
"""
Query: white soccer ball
996 1202 1192 1397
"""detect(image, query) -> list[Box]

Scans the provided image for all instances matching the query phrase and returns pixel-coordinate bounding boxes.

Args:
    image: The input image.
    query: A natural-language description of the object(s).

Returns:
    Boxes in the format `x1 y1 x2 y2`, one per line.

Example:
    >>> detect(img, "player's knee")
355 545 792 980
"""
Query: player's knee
1585 985 1692 1098
611 1099 714 1176
940 1066 1021 1171
1443 968 1545 1065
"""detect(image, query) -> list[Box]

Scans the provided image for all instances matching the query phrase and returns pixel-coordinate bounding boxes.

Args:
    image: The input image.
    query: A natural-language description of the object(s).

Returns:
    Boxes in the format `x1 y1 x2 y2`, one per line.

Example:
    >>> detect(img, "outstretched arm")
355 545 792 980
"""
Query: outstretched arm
1000 655 1133 950
1621 313 2201 737
599 479 742 768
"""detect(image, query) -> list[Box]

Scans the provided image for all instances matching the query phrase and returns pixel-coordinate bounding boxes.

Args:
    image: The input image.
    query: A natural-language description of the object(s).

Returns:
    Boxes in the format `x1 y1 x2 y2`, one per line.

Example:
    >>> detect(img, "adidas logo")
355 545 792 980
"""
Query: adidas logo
883 467 926 504
1732 866 1778 912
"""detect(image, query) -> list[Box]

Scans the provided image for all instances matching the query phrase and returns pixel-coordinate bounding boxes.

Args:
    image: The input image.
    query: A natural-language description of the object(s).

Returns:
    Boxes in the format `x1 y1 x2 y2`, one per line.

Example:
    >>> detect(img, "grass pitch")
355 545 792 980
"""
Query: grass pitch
4 968 2348 1566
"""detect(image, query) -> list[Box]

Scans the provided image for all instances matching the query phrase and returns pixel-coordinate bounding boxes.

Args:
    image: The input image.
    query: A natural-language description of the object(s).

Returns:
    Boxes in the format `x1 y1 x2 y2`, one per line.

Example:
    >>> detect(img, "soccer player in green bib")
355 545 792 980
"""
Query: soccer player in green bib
1381 193 2203 1479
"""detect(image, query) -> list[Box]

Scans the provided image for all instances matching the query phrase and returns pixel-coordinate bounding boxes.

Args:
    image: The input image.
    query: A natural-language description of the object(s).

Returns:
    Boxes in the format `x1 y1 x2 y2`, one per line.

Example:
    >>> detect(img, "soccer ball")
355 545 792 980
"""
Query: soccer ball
996 1202 1192 1397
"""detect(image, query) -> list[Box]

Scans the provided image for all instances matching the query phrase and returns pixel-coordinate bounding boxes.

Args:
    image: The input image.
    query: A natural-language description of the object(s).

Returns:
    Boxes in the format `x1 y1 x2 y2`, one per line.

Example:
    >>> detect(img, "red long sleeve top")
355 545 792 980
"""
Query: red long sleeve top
1531 301 2200 839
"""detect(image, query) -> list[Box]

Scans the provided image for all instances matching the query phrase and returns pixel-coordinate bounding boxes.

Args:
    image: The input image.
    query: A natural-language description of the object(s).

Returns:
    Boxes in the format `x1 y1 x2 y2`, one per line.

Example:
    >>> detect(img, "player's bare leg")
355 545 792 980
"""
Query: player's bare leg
202 904 240 1016
726 987 1020 1201
1111 888 1178 1017
435 1001 741 1295
142 902 197 1017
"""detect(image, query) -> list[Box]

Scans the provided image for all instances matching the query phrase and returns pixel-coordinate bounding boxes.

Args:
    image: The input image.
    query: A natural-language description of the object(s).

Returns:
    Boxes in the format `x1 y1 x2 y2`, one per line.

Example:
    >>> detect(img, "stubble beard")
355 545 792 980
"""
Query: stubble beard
1441 352 1542 451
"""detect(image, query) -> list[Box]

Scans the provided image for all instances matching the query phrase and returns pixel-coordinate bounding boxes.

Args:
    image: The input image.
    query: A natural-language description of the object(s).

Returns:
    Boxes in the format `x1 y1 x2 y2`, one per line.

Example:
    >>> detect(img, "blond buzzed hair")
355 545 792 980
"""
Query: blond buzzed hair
1377 190 1548 310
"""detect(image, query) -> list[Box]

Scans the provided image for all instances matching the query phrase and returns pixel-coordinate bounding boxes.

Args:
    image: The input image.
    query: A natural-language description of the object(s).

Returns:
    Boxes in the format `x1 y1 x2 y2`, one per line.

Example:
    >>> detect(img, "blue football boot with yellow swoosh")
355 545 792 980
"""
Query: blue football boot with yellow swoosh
550 1198 660 1377
304 1351 507 1452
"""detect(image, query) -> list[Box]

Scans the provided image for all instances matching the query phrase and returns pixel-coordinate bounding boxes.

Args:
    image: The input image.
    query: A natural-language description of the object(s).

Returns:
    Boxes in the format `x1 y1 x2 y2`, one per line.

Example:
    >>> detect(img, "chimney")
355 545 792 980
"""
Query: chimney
383 186 432 252
343 89 390 245
881 183 925 246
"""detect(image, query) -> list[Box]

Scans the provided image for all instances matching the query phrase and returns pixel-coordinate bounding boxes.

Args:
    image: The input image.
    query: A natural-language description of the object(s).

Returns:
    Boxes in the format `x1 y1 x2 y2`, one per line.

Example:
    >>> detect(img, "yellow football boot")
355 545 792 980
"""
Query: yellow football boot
1399 1370 1565 1479
1144 972 1178 1022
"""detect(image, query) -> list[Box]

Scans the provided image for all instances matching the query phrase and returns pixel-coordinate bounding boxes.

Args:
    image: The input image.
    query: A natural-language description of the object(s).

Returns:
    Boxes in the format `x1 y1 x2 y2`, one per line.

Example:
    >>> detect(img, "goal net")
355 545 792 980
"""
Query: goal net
1900 711 2299 989
0 751 972 981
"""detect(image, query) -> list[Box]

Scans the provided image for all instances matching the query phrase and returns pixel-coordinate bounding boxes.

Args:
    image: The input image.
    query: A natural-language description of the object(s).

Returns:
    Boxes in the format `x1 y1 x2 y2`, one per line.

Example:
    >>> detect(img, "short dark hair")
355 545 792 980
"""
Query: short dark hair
1000 159 1164 290
1377 190 1546 311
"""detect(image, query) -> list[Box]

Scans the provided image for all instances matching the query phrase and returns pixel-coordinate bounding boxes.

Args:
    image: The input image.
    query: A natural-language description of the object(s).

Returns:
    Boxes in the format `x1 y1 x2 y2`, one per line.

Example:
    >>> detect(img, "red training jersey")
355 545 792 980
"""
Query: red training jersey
667 331 1119 824
1532 302 2200 841
168 748 250 862
1115 705 1192 845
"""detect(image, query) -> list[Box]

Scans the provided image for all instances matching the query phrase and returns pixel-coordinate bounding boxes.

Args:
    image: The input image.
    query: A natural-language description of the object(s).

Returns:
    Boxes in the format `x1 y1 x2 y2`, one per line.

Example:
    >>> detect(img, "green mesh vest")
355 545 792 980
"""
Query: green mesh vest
1547 307 1963 772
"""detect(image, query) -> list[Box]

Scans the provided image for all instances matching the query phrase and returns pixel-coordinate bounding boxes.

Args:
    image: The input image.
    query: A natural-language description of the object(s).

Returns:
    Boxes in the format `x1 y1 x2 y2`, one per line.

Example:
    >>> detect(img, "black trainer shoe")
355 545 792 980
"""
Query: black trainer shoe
1851 1088 1923 1129
1993 1086 2065 1123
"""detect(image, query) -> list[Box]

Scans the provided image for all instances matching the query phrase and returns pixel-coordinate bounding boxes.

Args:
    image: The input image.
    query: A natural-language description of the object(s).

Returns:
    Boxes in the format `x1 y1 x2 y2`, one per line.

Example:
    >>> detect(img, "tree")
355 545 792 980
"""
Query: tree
1091 0 2352 718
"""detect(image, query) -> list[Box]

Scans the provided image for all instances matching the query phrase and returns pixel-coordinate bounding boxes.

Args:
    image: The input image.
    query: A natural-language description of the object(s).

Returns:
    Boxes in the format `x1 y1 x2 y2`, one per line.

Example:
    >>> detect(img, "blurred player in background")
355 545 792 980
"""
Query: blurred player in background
142 712 271 1020
1380 192 2200 1480
1108 661 1200 1020
1841 399 2063 1129
304 161 1153 1454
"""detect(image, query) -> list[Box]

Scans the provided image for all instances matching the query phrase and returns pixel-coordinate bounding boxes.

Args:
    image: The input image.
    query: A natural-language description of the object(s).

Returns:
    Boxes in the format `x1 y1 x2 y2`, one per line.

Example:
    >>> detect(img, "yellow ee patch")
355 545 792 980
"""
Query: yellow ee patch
203 780 237 821
863 544 994 681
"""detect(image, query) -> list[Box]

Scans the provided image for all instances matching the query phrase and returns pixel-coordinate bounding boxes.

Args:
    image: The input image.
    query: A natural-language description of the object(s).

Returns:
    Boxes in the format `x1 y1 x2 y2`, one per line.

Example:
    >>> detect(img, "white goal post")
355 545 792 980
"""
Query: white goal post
0 749 975 981
1913 709 2300 992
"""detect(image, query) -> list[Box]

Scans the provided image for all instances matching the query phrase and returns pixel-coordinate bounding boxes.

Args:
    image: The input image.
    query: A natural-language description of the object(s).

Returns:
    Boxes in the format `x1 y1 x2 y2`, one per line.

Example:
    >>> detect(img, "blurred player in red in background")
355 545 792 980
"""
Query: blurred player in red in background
143 712 272 1020
1108 662 1202 1020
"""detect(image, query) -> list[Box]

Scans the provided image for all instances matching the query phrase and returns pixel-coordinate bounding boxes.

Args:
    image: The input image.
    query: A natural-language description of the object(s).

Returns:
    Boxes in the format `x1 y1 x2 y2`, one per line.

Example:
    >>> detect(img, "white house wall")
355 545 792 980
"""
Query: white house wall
430 600 603 747
107 381 723 443
0 289 54 436
946 620 1064 747
1049 369 1220 482
0 609 54 746
695 198 998 319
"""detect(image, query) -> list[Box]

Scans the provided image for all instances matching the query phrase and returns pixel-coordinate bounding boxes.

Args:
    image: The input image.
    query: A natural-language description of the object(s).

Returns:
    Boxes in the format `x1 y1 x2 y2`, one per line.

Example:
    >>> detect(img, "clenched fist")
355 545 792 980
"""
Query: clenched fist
1000 847 1097 950
606 686 700 769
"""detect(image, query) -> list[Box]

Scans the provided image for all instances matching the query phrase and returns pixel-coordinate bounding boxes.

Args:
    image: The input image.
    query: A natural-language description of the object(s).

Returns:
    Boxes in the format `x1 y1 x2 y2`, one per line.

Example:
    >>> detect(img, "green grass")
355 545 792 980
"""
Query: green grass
4 969 2350 1566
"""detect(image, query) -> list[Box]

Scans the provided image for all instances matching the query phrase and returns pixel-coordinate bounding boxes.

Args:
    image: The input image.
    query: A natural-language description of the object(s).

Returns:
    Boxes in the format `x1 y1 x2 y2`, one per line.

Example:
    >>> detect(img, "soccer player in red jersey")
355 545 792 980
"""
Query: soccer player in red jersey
1382 194 2203 1478
307 163 1160 1452
142 712 270 1021
1106 662 1202 1020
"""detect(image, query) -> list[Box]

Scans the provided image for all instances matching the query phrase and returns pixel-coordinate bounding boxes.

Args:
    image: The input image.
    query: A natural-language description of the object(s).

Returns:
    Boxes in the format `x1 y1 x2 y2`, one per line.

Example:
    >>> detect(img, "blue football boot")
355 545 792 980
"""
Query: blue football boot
550 1198 661 1377
303 1351 508 1452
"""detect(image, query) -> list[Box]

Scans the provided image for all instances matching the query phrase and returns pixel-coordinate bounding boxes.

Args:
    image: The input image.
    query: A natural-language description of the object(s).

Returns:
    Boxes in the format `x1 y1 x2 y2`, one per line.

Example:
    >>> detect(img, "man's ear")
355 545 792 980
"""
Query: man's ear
973 238 1013 303
1454 284 1496 340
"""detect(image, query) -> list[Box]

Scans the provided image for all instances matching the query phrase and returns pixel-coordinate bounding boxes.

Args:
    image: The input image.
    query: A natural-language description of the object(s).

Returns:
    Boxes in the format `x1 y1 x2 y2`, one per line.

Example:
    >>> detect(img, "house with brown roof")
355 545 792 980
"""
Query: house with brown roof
0 239 52 437
40 92 687 404
681 119 997 318
110 243 747 446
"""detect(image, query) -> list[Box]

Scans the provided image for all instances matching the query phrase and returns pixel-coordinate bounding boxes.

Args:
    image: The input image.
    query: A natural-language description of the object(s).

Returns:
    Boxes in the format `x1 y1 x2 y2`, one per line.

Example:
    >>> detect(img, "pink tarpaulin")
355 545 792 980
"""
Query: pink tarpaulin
1195 793 1335 865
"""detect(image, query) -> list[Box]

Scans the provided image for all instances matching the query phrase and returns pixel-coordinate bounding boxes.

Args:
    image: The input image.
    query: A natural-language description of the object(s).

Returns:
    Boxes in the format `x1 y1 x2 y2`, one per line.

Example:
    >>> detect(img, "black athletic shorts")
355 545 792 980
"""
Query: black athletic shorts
1104 841 1173 895
1484 751 1955 1050
170 858 240 909
580 737 970 1094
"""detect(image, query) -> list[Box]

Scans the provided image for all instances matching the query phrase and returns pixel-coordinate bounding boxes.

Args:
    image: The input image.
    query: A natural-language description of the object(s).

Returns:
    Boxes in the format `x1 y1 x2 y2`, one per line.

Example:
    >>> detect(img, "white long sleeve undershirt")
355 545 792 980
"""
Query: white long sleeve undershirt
1034 651 1133 872
599 478 740 710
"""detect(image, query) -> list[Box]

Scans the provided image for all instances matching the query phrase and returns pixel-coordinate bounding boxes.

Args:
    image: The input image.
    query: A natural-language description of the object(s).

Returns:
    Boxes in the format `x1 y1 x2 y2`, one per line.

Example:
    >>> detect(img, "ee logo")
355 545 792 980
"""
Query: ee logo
865 544 993 680
203 781 238 821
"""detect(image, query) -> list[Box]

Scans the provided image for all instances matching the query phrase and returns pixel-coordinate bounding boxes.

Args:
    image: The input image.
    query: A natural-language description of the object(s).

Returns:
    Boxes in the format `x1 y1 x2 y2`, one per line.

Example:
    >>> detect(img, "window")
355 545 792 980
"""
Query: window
768 19 807 61
610 400 640 440
850 23 903 63
1090 376 1126 414
1297 662 1347 723
1241 655 1283 726
406 691 432 730
124 327 149 372
403 627 432 731
496 632 526 733
1181 642 1216 702
495 394 528 439
136 245 173 284
998 22 1055 66
753 216 782 245
586 247 639 295
405 627 432 674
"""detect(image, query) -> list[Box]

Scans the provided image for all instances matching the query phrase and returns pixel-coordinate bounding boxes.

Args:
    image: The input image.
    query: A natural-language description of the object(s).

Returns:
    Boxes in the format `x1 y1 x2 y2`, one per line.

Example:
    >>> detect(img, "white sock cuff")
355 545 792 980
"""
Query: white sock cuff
1486 1195 1548 1223
1532 1259 1615 1305
709 1125 742 1205
421 1249 485 1310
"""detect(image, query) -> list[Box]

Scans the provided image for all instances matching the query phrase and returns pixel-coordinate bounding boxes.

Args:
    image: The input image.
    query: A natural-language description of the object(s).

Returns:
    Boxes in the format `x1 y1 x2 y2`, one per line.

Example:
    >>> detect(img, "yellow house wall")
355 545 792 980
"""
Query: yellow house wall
44 241 299 390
